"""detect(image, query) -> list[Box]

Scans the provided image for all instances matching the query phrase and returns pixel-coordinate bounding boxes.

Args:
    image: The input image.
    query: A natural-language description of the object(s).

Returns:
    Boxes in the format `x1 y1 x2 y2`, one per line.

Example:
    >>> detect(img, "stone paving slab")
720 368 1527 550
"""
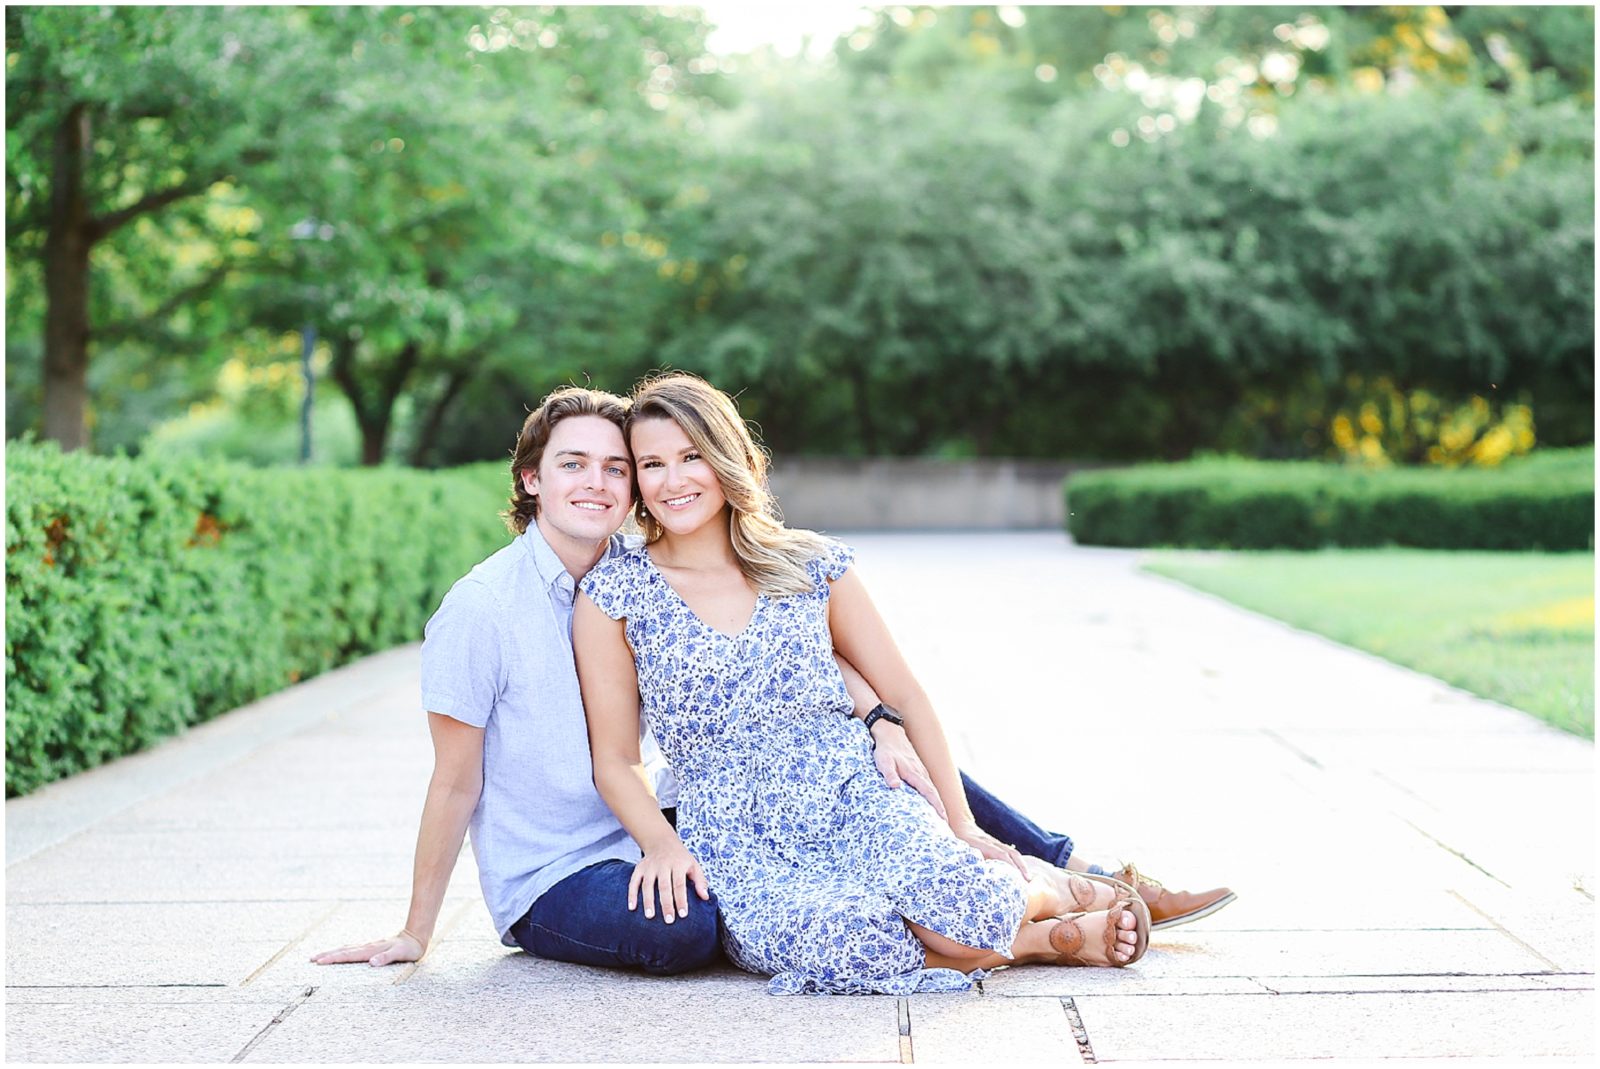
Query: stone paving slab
1073 989 1596 1060
904 995 1081 1062
7 937 301 989
5 899 333 944
983 968 1593 998
4 999 285 1064
301 946 766 1001
242 989 904 1063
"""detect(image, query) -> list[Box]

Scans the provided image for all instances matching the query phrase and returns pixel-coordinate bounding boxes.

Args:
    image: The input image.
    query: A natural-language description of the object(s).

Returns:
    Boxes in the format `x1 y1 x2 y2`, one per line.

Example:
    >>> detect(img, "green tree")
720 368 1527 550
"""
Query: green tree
5 6 342 450
238 5 722 465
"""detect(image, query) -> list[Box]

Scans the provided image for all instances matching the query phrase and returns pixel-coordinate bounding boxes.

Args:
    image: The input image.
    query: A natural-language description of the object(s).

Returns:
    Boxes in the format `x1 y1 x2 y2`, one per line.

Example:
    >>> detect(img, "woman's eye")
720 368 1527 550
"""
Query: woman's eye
684 452 701 462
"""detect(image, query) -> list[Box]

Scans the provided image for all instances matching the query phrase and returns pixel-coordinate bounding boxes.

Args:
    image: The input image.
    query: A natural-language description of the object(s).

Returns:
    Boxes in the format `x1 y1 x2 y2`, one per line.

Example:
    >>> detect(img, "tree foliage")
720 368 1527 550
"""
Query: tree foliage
5 5 1592 464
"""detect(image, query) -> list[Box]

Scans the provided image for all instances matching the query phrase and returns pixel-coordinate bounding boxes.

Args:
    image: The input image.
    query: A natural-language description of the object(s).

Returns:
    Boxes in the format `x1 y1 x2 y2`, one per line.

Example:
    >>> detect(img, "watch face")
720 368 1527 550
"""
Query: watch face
869 703 903 726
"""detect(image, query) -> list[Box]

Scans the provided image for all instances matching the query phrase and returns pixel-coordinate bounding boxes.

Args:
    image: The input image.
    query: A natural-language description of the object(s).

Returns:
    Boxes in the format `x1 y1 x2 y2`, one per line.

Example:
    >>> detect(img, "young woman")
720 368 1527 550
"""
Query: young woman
574 373 1150 994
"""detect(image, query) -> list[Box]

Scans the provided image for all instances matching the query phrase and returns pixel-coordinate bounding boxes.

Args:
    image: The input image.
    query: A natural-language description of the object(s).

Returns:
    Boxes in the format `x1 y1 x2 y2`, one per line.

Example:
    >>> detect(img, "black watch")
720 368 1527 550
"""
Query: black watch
862 702 904 733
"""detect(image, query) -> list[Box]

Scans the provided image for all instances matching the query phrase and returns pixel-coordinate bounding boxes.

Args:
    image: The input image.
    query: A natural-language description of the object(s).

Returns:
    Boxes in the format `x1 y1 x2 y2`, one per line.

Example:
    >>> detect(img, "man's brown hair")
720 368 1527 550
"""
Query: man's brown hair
503 386 630 534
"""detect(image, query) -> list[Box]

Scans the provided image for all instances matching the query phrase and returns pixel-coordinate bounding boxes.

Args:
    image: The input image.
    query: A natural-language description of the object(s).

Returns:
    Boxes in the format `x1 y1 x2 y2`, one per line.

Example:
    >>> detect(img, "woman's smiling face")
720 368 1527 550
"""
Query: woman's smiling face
630 415 729 537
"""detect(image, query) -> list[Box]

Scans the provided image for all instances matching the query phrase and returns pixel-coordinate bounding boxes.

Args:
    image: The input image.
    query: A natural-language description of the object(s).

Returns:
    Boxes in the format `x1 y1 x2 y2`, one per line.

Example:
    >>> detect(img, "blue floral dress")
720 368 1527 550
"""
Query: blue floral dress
580 540 1027 995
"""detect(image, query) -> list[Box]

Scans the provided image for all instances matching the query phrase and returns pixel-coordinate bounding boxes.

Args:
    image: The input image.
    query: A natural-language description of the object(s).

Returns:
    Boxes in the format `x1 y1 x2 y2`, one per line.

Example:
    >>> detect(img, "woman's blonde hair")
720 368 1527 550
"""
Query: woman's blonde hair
626 372 832 596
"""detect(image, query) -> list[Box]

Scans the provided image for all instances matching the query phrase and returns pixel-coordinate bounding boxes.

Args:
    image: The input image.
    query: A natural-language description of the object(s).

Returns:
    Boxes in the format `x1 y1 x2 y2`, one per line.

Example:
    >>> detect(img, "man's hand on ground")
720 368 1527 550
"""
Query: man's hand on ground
868 721 947 820
309 929 426 967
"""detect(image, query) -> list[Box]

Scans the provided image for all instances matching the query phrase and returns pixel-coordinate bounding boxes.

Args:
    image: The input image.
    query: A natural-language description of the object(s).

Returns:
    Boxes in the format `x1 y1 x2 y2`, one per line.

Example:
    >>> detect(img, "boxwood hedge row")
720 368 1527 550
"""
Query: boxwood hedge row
5 442 511 796
1065 449 1595 550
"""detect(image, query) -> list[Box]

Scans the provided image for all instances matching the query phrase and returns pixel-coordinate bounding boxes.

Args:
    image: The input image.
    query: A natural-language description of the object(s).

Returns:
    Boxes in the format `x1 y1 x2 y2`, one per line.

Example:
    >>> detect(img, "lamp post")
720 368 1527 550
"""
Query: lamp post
297 323 316 465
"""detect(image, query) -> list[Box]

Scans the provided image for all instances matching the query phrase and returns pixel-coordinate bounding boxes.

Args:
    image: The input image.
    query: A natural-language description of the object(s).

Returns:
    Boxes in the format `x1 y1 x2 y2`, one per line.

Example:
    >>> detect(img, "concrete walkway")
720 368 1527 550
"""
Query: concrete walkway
5 533 1593 1064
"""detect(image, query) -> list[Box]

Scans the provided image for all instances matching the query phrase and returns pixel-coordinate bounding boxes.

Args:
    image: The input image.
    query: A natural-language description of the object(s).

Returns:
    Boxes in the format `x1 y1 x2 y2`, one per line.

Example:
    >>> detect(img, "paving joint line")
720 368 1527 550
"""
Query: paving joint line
240 903 341 986
1400 820 1513 888
7 983 229 989
1447 889 1564 970
1259 728 1324 769
390 899 476 986
1369 768 1439 810
896 997 913 1063
229 985 317 1063
1060 997 1096 1063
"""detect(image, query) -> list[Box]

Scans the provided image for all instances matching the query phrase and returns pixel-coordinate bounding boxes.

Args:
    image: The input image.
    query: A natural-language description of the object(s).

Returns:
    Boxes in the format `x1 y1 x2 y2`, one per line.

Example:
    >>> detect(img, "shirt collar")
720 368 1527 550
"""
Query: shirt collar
519 519 625 599
518 519 577 600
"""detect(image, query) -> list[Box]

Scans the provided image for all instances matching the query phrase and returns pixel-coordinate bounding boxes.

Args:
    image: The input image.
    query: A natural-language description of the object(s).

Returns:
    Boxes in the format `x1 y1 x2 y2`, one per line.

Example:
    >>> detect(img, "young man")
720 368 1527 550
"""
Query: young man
312 387 1232 975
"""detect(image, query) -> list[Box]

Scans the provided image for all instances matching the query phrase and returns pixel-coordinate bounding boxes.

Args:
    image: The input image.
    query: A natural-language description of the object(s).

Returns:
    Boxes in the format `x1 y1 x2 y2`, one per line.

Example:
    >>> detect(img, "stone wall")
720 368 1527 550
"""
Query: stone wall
766 457 1094 531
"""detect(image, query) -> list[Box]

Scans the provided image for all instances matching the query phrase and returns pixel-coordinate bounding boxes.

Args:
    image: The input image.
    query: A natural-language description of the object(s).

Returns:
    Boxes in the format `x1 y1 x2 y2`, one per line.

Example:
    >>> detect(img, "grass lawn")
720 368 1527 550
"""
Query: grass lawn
1144 550 1594 739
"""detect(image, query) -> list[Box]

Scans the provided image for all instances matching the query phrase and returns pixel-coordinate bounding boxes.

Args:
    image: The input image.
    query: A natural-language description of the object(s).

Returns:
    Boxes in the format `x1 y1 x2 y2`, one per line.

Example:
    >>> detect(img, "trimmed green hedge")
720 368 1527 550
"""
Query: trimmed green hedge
1066 449 1595 550
5 442 511 796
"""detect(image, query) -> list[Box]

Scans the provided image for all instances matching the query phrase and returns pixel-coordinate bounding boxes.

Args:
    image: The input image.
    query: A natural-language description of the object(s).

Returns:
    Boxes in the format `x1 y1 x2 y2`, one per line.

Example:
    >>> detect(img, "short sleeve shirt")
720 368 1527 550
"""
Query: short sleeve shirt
421 522 643 945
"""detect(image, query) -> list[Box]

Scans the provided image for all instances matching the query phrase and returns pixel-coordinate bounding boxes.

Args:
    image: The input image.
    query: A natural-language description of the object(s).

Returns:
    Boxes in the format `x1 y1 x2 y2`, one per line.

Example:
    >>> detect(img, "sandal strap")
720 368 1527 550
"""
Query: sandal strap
1066 873 1098 910
1049 914 1089 963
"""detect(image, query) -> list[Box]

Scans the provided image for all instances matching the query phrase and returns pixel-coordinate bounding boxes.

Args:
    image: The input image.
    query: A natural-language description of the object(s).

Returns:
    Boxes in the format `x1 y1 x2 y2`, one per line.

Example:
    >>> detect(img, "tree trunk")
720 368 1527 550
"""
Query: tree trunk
408 365 475 467
359 424 386 466
329 336 421 467
42 104 93 452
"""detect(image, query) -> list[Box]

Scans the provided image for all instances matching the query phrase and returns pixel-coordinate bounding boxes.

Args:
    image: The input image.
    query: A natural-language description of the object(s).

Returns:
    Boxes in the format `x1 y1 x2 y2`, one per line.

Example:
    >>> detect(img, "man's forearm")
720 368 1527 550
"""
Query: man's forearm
403 777 479 946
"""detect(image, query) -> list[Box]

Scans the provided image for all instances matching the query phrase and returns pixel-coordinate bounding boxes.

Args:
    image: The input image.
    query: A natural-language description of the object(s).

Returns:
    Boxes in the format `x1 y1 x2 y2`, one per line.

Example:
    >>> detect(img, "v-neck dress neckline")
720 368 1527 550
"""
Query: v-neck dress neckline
641 546 763 641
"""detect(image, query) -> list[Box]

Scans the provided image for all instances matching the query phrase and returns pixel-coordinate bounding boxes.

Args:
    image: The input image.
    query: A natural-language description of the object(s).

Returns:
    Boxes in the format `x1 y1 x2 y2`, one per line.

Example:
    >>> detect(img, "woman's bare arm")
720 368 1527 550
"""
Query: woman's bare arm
573 591 709 922
828 568 1026 873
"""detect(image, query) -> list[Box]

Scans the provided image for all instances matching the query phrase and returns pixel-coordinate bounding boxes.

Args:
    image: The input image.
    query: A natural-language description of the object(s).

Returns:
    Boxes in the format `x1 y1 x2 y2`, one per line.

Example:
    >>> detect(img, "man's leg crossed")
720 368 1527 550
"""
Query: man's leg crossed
510 859 722 976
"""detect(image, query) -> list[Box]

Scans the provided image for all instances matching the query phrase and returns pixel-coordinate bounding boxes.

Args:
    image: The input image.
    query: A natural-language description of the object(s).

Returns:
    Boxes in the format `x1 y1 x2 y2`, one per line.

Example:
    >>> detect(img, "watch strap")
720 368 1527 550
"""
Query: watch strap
862 702 904 732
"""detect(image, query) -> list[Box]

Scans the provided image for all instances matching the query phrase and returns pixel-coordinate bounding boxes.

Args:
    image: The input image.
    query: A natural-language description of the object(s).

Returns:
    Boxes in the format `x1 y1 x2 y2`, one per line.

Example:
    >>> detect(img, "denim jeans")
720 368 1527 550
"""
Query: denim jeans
509 858 722 976
961 770 1075 867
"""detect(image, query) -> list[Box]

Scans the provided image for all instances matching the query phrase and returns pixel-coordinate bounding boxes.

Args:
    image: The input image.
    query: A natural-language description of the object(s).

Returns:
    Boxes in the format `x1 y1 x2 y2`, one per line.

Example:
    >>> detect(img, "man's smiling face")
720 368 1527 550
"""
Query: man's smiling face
522 415 633 553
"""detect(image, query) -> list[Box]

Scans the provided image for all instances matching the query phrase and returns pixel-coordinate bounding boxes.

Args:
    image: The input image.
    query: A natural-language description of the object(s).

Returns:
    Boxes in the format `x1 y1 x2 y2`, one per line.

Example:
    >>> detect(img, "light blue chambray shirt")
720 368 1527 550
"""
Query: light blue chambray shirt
421 520 674 945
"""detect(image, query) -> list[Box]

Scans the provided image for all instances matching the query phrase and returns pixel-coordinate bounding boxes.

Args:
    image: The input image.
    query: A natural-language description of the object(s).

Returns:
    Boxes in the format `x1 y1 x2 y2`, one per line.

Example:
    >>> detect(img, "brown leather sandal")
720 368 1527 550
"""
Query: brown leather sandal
1063 872 1102 911
1048 896 1150 968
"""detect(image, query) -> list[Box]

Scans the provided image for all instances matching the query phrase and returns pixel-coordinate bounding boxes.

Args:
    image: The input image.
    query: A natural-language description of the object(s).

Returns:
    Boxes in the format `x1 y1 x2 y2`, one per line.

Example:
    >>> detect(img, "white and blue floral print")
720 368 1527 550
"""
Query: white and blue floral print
581 540 1027 995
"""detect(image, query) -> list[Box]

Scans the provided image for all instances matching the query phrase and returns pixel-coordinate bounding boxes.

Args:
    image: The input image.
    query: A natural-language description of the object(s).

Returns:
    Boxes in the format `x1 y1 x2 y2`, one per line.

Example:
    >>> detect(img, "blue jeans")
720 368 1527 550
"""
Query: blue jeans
510 858 722 976
961 770 1075 868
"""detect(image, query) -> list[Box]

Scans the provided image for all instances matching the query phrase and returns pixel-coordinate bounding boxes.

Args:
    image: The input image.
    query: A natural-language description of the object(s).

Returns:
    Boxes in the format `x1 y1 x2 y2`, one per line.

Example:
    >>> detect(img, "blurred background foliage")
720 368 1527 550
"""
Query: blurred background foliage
6 4 1593 466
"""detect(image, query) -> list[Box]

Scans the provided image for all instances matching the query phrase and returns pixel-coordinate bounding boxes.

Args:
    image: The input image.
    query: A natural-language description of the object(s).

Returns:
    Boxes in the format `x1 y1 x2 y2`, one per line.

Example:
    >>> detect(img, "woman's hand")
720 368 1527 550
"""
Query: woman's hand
949 819 1030 879
309 928 426 967
630 840 710 924
868 721 947 820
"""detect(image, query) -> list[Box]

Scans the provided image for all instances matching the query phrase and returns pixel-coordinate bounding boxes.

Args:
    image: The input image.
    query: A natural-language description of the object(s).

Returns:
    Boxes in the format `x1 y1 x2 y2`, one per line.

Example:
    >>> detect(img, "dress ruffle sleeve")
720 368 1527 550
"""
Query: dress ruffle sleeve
806 539 855 597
